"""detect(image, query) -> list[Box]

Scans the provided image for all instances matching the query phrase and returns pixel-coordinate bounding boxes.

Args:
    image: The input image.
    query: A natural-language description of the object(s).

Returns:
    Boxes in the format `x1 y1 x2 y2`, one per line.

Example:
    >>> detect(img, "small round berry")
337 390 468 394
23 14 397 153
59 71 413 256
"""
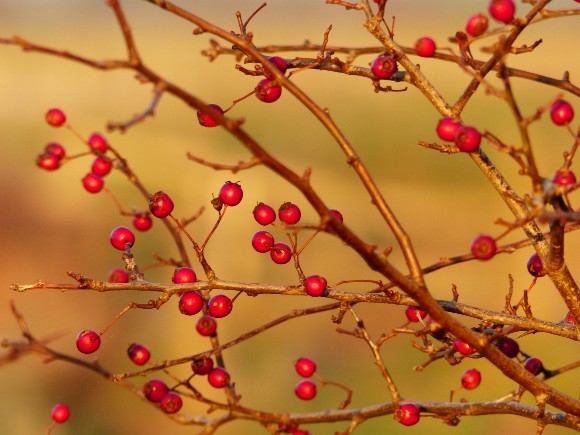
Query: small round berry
405 306 428 322
415 37 436 57
471 234 497 260
172 267 197 284
88 133 108 153
160 392 182 414
489 0 515 24
553 168 576 187
264 56 288 78
45 142 66 160
218 181 243 207
550 99 574 126
110 226 135 250
127 343 151 366
36 153 61 171
45 108 66 127
395 402 420 426
295 357 317 377
207 367 230 388
191 357 214 375
436 117 461 142
253 202 276 226
465 13 489 37
132 213 153 232
76 329 101 354
108 268 129 283
370 55 398 79
526 253 545 278
270 242 292 264
81 173 104 193
523 357 543 375
461 368 482 390
51 403 70 424
565 311 575 324
329 209 344 222
304 275 328 297
197 104 224 128
143 379 169 402
196 315 217 336
453 339 476 356
295 380 317 400
149 191 174 218
91 156 113 177
251 230 275 253
255 78 282 103
178 291 204 316
495 337 520 358
454 125 482 152
207 294 233 318
278 202 301 225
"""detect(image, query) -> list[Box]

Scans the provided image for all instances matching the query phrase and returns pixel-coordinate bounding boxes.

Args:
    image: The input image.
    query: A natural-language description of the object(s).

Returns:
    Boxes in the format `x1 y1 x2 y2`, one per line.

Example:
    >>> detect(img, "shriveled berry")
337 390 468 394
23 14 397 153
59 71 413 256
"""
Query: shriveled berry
461 368 482 390
270 242 292 264
553 168 576 186
218 181 243 206
51 403 70 424
304 275 328 297
76 329 101 354
197 104 224 128
454 125 482 152
471 234 496 260
453 338 476 356
489 0 515 24
465 13 489 37
143 379 169 402
149 191 174 218
179 291 204 316
196 315 217 336
550 99 574 125
523 357 543 375
208 367 230 388
526 253 545 277
253 202 276 225
264 56 288 78
208 294 233 318
295 357 317 377
108 268 129 283
45 108 66 127
191 357 214 375
110 226 135 250
160 392 182 414
127 343 151 366
252 230 275 253
88 133 108 153
405 306 427 322
172 267 197 284
91 156 113 176
395 402 420 426
370 55 397 79
132 213 153 231
295 380 317 400
255 78 282 103
495 337 519 358
278 202 301 225
36 153 61 171
436 117 461 142
81 173 104 193
415 36 436 57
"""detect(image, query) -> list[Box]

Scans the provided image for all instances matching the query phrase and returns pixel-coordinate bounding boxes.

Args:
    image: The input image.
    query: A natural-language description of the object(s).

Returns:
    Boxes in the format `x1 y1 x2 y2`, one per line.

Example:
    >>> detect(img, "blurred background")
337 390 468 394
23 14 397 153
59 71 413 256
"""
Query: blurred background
0 1 578 434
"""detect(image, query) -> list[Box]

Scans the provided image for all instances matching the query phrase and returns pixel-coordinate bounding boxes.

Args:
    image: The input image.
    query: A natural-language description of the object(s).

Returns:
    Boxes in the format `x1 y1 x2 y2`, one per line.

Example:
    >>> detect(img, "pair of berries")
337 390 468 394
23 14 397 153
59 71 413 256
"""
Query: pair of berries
142 379 183 414
436 117 482 153
465 0 515 37
81 133 111 194
253 202 301 226
36 142 66 171
251 230 292 264
294 357 317 401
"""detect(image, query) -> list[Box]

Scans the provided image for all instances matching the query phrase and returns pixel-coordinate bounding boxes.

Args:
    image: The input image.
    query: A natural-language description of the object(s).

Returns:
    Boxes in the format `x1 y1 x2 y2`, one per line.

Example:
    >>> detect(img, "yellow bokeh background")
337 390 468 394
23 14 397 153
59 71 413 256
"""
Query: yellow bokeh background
0 1 578 434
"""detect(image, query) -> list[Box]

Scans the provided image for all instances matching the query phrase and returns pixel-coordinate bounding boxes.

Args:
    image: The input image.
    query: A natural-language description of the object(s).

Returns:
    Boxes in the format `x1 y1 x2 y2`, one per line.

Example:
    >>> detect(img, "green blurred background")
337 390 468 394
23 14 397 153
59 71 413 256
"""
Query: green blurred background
0 1 578 434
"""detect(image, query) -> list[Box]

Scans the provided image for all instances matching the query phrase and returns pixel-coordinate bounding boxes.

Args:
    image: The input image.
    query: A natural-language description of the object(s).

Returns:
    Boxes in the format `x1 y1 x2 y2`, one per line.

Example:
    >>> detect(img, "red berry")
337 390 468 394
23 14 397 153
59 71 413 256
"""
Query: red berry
81 173 104 193
370 55 397 79
304 275 328 297
45 142 66 160
553 168 577 186
453 339 476 356
218 181 243 206
143 379 169 402
465 13 489 37
91 156 113 176
270 242 292 264
132 213 153 231
51 403 70 424
495 337 519 358
36 152 61 171
436 117 461 142
108 268 129 283
149 191 174 218
160 392 182 414
264 56 288 78
395 402 420 426
329 209 344 222
405 306 427 322
489 0 515 24
191 357 214 375
454 125 481 152
178 291 204 316
415 37 436 57
461 368 482 390
523 357 543 375
565 311 575 324
295 357 317 377
197 104 224 128
526 253 545 277
110 226 135 250
45 108 66 127
207 294 233 318
295 380 317 400
255 78 282 103
471 234 496 260
172 267 197 284
76 329 101 354
196 315 217 336
88 133 108 153
127 343 151 366
278 202 301 225
207 367 230 388
550 99 574 125
252 230 275 253
253 202 276 225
